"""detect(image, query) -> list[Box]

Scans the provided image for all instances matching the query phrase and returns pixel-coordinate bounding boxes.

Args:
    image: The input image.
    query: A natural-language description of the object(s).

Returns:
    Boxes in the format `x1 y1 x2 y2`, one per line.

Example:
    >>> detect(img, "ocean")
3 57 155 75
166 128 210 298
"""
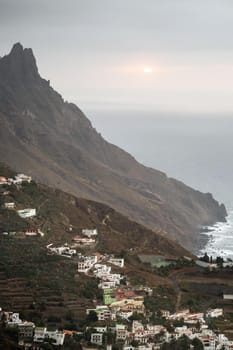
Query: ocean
199 209 233 260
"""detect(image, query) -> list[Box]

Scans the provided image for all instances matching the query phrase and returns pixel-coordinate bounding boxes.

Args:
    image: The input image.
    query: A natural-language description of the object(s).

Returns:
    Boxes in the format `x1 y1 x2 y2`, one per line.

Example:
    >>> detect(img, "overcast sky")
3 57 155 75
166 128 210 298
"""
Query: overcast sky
1 0 233 113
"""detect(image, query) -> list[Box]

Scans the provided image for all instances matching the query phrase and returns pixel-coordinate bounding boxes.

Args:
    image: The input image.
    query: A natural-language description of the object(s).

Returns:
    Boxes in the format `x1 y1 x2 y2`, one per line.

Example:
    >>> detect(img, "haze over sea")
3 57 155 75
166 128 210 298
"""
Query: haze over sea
88 110 233 258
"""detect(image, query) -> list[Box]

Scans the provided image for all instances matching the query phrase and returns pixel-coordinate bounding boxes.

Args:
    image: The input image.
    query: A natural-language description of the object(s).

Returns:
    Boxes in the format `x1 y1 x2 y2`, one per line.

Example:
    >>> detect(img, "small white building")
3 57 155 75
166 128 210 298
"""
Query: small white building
98 281 117 289
87 305 113 321
109 258 124 268
4 312 22 325
17 208 36 218
4 202 15 209
82 228 98 238
16 174 32 183
91 333 103 345
206 308 223 318
101 273 122 284
116 324 128 341
73 235 95 244
34 327 65 346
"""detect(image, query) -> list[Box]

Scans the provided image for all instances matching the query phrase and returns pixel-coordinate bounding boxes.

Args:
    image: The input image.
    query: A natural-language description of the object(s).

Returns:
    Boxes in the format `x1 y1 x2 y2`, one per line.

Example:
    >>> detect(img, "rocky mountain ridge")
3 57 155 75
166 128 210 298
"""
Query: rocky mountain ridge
0 43 227 250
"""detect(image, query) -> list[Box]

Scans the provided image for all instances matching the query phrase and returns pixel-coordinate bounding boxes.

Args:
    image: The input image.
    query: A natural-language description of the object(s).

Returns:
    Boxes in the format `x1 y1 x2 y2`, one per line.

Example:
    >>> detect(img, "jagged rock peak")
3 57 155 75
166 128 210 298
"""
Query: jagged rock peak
0 42 39 83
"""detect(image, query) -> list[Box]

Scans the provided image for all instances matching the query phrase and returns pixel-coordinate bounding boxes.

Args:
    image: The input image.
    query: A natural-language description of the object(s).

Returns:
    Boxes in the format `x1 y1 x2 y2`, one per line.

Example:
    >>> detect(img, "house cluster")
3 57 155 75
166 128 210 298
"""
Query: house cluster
46 243 76 257
77 252 124 287
0 173 32 186
161 307 223 323
86 288 145 323
73 228 98 245
86 308 233 350
0 308 65 348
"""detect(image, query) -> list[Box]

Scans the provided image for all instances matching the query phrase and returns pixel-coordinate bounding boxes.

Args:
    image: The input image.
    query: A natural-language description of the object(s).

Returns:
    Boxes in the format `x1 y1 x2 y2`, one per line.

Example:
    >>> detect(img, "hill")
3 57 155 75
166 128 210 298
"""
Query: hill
1 164 233 340
0 162 191 323
0 43 227 250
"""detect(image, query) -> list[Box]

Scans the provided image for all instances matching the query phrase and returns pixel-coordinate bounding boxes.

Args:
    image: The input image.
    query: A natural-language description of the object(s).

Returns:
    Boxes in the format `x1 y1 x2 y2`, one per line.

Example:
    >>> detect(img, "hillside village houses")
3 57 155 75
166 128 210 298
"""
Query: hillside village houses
2 172 233 349
2 303 233 350
0 173 32 186
47 243 76 257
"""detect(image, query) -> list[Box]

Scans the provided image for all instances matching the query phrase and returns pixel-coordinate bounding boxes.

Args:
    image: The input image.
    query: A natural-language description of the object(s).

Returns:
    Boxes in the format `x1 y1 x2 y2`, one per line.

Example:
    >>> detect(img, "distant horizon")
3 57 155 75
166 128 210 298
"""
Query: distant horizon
1 0 233 114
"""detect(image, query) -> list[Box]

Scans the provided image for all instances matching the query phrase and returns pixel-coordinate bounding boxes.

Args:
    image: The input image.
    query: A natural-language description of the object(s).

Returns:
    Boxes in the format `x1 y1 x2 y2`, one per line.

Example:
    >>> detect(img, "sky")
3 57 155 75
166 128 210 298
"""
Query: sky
1 0 233 113
1 0 233 205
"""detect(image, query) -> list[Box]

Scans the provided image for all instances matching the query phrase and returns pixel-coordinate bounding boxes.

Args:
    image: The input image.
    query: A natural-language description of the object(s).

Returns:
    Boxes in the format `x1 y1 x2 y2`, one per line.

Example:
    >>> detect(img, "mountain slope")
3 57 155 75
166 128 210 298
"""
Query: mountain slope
0 43 227 250
0 162 190 319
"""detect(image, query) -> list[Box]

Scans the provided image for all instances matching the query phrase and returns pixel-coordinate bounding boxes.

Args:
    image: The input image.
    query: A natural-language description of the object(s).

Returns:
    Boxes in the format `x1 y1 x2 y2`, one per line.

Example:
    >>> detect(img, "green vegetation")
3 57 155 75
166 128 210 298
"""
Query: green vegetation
0 208 28 232
144 286 176 315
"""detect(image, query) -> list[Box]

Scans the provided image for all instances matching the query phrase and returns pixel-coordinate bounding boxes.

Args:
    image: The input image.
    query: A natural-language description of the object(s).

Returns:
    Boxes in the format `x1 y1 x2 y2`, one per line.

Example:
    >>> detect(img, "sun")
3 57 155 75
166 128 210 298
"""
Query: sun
143 67 152 73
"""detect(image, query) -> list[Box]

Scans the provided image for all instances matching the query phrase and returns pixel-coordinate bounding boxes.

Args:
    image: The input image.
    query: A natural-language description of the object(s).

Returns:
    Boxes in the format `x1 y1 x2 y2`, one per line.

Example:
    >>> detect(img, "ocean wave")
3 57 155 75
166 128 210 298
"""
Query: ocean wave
199 208 233 259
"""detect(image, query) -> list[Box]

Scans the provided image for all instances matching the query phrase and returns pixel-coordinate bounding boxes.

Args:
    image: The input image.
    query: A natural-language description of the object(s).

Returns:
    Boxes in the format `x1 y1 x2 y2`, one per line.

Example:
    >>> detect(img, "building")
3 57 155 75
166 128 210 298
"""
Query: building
206 308 223 318
87 306 113 321
73 235 95 245
109 258 124 268
116 324 128 341
17 208 36 218
103 289 116 305
115 288 135 300
99 281 117 289
3 312 22 325
15 174 32 183
91 333 103 345
24 227 38 236
34 327 65 346
82 229 98 238
18 322 35 340
110 298 145 314
4 202 15 209
223 294 233 300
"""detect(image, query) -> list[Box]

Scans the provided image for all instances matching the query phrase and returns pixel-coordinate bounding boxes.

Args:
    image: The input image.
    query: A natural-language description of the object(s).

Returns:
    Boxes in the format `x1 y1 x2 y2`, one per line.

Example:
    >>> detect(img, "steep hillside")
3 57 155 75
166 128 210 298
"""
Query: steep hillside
0 162 190 323
0 163 189 257
0 43 227 250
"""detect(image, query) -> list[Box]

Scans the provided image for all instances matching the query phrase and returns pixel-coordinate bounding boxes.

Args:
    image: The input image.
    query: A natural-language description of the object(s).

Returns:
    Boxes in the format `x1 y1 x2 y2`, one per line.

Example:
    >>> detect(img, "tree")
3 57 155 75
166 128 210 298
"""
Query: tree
216 256 224 268
86 310 98 323
192 337 204 350
201 253 210 263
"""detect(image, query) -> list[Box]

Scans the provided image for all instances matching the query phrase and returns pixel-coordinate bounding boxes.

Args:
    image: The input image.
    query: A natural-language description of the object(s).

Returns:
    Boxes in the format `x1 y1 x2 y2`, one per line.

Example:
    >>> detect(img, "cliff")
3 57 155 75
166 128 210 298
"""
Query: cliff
0 43 227 250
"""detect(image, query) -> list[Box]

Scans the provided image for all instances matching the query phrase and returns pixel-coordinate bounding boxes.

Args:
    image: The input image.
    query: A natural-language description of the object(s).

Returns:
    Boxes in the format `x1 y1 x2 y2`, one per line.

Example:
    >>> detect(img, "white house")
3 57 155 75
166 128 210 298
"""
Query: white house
17 208 36 218
82 229 98 238
206 308 223 318
91 333 103 345
109 258 124 268
5 312 22 325
4 202 15 209
15 174 32 183
78 260 92 273
87 305 113 321
34 328 65 346
116 324 128 341
73 236 95 244
98 281 117 289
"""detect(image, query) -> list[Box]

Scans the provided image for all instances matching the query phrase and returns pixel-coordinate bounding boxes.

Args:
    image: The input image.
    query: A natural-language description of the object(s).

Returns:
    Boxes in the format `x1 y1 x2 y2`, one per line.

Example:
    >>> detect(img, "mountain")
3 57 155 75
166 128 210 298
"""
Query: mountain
0 43 227 250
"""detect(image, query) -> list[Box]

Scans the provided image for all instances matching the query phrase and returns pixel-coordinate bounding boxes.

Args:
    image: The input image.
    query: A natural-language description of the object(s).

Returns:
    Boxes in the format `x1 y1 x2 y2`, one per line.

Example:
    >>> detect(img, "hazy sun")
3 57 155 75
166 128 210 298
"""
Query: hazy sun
143 67 152 73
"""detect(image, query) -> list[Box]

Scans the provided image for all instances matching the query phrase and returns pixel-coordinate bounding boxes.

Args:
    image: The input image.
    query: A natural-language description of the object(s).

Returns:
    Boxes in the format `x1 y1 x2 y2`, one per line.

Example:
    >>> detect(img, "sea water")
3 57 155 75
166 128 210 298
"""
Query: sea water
199 209 233 259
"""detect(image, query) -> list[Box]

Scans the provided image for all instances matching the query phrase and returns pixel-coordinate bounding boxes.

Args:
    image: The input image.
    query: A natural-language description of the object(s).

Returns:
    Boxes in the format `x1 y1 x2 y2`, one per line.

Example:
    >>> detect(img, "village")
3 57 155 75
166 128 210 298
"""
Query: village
1 173 233 349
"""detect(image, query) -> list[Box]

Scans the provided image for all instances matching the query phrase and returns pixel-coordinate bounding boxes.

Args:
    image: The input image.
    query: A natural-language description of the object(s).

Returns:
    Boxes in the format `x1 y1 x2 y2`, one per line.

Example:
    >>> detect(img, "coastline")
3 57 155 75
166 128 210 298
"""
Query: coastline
195 209 233 259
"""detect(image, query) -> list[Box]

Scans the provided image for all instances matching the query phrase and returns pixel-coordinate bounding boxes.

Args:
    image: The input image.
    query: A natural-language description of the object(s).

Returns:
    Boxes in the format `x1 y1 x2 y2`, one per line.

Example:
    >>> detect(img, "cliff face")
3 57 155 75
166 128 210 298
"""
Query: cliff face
0 43 227 250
